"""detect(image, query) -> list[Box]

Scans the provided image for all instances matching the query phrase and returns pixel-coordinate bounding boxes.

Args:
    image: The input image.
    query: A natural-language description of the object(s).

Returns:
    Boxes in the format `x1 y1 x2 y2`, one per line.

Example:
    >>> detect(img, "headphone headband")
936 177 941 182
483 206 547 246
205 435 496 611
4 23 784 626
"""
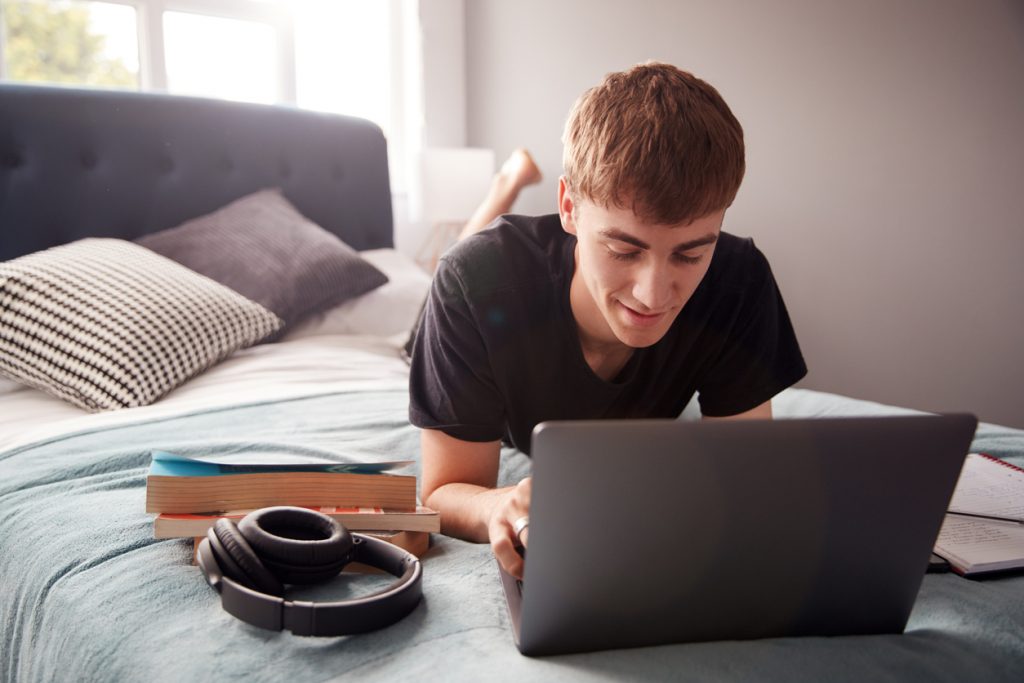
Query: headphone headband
197 507 423 636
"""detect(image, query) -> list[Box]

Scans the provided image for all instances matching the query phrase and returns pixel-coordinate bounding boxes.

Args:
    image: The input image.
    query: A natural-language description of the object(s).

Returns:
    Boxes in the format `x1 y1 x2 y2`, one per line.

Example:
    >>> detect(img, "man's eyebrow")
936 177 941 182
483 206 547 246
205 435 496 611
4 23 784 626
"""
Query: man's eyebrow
599 229 650 249
599 229 719 252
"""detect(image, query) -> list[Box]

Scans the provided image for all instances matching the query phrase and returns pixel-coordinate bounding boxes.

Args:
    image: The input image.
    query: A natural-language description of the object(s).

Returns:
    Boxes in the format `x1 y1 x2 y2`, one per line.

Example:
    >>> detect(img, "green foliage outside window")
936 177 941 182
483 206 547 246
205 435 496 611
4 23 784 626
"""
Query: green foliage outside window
1 1 136 88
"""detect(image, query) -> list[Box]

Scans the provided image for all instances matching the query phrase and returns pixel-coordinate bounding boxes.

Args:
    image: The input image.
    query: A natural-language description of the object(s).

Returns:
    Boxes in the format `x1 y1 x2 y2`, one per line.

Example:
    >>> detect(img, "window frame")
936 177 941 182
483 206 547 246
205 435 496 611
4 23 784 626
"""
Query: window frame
0 0 418 192
0 0 295 98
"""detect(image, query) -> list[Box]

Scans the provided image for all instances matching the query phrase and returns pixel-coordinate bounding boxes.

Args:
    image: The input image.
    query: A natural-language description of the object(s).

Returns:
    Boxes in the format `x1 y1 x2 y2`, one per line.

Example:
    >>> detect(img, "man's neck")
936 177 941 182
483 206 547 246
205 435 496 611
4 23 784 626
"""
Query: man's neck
581 343 634 382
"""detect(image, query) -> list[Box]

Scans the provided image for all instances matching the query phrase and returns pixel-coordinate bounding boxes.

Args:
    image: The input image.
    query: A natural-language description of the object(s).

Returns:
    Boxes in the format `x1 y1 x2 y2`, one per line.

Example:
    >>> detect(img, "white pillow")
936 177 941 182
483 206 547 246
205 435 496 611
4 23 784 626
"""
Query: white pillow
283 249 431 341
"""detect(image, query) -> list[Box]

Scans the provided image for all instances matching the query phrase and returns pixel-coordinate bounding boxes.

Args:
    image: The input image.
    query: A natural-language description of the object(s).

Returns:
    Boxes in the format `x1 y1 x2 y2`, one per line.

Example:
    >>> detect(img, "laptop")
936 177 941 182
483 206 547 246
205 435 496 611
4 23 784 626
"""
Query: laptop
498 414 977 656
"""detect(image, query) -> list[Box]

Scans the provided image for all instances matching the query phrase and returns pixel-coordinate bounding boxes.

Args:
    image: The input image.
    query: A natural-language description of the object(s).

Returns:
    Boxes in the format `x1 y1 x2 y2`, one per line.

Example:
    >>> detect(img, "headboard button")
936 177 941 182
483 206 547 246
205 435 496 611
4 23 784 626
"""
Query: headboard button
81 151 97 169
3 151 22 168
159 156 175 173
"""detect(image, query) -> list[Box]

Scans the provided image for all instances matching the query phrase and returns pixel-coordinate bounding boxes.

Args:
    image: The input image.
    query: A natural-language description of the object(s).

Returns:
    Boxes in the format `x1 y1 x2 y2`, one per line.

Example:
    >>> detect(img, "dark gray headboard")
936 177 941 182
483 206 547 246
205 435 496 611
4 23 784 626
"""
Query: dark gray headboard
0 84 393 261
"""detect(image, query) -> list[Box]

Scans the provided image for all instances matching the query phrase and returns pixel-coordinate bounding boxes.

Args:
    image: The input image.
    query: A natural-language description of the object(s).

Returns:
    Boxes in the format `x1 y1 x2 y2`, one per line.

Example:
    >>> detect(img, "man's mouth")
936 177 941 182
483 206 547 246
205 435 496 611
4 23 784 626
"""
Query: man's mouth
618 302 668 328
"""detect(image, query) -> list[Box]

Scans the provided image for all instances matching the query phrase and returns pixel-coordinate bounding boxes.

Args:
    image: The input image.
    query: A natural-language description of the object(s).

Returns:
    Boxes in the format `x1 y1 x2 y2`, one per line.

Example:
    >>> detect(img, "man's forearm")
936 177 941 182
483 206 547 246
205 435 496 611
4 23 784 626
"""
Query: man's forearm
425 482 514 543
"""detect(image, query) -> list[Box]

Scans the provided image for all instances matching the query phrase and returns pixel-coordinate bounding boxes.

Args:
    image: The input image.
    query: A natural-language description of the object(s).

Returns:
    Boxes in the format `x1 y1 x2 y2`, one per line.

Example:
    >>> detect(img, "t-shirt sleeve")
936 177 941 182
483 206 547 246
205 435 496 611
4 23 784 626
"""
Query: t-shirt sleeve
697 244 807 417
407 257 506 442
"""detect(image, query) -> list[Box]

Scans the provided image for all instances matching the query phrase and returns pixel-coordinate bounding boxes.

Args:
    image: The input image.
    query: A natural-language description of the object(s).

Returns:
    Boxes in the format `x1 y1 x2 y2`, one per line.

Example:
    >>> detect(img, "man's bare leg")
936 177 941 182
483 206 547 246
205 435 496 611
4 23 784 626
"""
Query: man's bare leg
458 148 543 241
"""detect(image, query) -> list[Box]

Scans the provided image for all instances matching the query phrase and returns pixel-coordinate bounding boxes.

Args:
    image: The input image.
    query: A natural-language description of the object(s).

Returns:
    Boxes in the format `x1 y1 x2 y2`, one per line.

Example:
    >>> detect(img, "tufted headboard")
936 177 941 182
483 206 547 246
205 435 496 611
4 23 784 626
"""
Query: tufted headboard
0 84 393 261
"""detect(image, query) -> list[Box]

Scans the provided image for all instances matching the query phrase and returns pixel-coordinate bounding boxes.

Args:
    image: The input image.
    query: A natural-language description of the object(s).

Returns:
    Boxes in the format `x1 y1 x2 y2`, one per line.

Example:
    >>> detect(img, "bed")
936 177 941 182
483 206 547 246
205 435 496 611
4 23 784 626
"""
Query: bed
2 84 1023 683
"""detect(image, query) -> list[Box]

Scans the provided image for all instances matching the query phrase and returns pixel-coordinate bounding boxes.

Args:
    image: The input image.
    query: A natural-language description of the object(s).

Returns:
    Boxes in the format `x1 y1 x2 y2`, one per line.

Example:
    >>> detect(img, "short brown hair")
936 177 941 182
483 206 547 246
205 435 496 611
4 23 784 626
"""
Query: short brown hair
562 62 745 224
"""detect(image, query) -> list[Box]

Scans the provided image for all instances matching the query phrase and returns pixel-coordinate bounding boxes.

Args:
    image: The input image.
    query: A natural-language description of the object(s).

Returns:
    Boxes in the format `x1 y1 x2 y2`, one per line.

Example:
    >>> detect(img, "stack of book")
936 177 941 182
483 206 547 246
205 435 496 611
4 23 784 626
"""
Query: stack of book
145 450 439 564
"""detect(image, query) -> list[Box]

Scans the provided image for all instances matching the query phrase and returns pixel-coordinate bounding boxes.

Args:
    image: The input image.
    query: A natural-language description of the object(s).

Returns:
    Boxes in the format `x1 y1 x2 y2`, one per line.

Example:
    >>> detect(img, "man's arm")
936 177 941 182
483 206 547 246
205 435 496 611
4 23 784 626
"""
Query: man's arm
702 398 773 420
419 429 531 579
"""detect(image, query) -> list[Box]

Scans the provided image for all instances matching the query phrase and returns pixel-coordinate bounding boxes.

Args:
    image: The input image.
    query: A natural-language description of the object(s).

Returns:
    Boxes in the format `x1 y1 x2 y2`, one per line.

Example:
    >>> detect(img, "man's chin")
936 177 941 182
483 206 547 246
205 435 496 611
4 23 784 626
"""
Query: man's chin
613 325 671 349
607 307 677 348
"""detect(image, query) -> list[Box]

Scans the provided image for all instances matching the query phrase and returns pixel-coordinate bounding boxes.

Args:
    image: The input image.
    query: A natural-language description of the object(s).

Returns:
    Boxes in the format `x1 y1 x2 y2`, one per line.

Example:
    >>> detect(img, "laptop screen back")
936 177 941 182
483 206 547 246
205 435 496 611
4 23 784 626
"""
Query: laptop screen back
514 414 977 656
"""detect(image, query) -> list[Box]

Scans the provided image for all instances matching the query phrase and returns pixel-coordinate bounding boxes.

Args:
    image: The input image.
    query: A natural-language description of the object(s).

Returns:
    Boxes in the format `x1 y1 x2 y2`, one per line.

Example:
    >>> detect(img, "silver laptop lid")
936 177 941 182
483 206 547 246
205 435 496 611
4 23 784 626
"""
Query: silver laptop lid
515 414 977 656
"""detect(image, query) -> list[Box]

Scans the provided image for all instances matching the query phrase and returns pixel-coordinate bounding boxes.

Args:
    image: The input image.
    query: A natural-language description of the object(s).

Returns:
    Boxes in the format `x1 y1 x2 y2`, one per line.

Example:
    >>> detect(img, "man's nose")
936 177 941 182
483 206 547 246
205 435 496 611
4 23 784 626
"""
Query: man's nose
632 262 676 311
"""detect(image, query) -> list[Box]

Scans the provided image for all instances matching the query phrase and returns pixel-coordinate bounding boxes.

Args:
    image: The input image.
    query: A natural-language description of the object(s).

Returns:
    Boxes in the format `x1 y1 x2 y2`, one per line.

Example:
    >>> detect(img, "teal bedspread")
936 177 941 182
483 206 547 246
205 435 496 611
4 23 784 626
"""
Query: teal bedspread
2 389 1023 682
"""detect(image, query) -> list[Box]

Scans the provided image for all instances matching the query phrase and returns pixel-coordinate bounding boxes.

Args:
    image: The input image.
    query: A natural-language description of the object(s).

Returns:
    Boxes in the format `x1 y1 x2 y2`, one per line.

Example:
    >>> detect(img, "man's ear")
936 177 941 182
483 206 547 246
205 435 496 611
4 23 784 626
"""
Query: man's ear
558 176 578 236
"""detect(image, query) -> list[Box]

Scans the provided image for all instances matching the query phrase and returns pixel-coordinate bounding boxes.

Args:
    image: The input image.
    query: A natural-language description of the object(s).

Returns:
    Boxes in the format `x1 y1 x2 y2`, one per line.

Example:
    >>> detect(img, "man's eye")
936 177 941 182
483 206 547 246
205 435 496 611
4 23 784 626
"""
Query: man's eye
608 250 640 261
673 252 703 265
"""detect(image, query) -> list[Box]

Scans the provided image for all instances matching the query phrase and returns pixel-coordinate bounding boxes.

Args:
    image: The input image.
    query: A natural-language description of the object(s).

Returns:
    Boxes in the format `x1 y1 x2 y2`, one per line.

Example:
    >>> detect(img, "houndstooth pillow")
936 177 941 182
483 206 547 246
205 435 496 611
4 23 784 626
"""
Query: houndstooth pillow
0 238 282 411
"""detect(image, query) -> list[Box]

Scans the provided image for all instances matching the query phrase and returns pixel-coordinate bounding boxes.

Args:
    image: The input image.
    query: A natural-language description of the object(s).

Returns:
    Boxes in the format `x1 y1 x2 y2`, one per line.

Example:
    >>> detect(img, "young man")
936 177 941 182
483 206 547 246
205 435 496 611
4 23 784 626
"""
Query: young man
408 62 807 579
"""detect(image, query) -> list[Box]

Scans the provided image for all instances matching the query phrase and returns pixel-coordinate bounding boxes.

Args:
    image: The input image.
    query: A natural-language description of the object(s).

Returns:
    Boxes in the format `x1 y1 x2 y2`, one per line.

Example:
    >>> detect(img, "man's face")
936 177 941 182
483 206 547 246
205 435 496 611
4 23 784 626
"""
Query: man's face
559 178 724 350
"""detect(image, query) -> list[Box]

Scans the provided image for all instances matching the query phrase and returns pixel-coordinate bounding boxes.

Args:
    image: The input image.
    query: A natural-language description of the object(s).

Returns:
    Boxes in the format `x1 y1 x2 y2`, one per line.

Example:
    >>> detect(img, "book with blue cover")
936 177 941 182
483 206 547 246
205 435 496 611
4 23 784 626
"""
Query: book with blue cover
149 450 414 476
145 450 417 514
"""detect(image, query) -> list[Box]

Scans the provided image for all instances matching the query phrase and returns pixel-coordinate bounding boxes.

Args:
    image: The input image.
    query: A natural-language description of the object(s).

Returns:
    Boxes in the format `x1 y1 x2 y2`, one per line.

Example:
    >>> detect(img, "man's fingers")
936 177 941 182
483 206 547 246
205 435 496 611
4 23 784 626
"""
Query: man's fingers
516 477 532 504
487 481 532 580
513 478 532 549
492 532 525 580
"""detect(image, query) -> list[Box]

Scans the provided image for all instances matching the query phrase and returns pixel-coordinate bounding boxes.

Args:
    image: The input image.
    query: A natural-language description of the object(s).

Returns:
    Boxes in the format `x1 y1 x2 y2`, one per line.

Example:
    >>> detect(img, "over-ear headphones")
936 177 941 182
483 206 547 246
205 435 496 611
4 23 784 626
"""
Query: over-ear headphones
196 506 423 636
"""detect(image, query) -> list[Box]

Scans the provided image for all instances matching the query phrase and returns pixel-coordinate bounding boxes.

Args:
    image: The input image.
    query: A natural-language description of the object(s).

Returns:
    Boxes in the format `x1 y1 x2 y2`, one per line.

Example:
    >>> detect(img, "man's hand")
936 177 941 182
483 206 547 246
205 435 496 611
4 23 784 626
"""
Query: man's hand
488 477 532 579
420 429 534 578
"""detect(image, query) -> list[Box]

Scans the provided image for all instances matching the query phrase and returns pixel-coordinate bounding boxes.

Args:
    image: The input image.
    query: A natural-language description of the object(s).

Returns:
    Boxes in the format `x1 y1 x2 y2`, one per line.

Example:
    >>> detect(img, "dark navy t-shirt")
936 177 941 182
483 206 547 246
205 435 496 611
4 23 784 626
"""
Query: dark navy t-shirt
408 213 806 454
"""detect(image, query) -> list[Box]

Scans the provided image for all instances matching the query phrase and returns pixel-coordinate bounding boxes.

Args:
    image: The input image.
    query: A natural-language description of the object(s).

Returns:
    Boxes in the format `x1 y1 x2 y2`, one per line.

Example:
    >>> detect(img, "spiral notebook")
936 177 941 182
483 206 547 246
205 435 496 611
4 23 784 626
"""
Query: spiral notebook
934 453 1024 576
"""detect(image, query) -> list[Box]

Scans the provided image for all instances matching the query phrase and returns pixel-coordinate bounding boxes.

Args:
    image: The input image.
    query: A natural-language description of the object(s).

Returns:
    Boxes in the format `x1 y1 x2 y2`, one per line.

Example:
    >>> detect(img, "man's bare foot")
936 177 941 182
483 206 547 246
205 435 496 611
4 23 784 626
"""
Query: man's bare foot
500 148 543 192
456 148 544 244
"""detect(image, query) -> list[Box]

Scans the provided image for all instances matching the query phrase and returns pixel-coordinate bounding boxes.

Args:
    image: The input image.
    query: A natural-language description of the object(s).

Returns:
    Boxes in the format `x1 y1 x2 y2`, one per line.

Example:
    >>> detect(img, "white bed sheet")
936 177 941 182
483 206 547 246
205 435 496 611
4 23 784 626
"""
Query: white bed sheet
0 333 411 453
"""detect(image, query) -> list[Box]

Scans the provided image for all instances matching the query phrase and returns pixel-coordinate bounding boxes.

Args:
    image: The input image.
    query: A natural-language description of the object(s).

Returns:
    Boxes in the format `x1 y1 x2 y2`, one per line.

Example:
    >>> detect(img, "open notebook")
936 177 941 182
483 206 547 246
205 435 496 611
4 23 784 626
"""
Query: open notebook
935 453 1024 575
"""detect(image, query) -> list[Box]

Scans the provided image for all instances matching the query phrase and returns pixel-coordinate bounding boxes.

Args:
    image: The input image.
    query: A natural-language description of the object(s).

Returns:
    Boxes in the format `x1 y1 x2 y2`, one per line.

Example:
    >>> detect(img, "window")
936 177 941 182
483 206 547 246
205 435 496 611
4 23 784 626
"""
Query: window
0 0 408 186
163 10 280 104
293 0 393 135
0 0 140 89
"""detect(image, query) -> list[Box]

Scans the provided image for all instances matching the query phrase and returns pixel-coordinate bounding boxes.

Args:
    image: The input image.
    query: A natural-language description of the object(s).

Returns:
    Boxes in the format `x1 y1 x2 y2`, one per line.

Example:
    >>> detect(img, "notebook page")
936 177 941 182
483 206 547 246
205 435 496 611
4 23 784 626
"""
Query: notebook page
935 454 1024 571
947 453 1024 517
936 517 1024 568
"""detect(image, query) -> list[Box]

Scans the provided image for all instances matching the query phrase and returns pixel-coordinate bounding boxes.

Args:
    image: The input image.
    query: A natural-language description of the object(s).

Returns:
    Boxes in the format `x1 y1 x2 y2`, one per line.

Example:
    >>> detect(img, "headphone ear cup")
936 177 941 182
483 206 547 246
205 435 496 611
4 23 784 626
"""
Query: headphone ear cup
212 518 284 596
205 528 247 586
237 507 355 585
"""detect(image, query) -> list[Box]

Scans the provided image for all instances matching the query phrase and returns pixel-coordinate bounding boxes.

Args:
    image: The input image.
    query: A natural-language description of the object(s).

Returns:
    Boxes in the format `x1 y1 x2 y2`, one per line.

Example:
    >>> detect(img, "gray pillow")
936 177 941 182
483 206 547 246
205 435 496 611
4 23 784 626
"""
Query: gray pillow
136 188 388 331
0 239 282 411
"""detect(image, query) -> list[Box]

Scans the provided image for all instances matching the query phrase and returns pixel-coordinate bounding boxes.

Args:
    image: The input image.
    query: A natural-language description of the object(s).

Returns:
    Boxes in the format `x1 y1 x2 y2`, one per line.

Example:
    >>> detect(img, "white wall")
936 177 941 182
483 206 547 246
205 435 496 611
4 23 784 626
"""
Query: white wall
393 0 471 256
464 0 1024 428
